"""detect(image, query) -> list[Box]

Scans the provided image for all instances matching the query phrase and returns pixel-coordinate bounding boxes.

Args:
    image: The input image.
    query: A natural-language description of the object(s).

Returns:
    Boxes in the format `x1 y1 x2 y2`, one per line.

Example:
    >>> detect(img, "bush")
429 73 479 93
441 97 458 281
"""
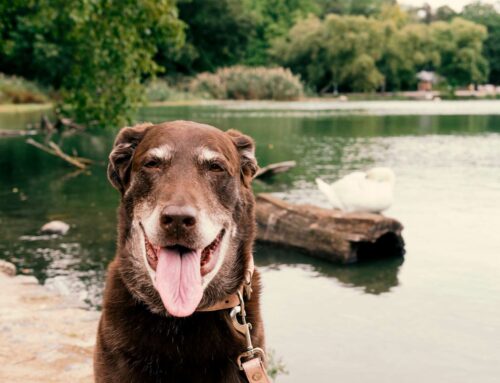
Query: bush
144 79 197 102
0 74 49 104
190 66 304 100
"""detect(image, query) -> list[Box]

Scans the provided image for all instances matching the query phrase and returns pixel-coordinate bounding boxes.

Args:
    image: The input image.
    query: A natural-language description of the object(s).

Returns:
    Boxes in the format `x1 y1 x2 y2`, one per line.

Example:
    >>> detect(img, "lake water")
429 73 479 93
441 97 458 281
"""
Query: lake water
1 102 499 382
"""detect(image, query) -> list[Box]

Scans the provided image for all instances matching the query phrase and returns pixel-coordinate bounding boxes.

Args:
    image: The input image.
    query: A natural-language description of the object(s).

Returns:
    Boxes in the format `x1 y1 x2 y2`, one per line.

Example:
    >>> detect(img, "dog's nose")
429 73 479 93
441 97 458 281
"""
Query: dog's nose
160 205 197 229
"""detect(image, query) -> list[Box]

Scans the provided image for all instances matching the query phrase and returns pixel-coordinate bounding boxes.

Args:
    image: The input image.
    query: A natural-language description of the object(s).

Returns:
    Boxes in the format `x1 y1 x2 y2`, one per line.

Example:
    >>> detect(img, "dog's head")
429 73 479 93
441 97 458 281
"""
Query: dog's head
108 121 257 317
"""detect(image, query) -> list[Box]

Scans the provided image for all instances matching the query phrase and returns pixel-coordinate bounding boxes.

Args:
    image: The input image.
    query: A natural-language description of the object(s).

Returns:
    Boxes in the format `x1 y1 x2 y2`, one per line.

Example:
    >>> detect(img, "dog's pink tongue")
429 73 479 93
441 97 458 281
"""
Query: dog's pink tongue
155 248 203 317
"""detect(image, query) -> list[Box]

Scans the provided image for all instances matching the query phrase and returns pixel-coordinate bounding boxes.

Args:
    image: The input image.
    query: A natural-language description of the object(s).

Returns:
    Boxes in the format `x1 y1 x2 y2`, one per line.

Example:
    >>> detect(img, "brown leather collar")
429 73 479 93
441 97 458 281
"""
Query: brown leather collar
197 256 254 312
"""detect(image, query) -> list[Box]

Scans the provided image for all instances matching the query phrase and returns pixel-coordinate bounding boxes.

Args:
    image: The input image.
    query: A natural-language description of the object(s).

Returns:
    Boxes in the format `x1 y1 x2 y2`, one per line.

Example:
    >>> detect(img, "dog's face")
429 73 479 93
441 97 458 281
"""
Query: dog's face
108 121 257 317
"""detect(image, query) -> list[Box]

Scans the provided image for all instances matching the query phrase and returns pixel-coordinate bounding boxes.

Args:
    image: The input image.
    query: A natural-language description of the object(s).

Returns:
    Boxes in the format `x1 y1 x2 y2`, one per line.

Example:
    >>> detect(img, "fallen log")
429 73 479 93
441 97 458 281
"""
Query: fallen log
255 193 405 264
255 160 296 179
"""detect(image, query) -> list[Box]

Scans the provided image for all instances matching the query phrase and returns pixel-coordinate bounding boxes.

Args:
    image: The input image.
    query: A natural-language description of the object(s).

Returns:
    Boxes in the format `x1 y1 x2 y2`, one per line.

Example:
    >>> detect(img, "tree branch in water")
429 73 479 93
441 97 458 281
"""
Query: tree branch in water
26 138 92 169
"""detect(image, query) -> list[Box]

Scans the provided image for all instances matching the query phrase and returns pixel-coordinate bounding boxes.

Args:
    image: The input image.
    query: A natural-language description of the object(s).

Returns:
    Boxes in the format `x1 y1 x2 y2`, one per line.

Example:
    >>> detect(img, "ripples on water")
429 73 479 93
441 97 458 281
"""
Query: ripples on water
1 105 499 382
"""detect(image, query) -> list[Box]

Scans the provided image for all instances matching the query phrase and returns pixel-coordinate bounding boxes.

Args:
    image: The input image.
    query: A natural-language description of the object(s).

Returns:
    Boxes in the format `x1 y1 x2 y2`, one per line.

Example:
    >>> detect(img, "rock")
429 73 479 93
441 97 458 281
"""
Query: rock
0 272 98 382
40 220 70 235
0 260 16 276
255 193 405 264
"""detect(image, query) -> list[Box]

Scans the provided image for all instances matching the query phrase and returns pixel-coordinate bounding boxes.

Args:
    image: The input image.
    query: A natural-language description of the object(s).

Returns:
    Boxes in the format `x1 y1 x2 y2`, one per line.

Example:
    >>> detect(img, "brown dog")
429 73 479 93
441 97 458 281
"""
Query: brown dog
94 121 267 383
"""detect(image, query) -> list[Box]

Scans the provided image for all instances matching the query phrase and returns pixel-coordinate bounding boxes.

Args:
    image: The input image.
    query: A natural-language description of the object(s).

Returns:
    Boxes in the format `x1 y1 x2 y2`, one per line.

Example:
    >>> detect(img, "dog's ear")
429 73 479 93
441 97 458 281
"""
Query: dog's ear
108 122 153 193
226 129 258 187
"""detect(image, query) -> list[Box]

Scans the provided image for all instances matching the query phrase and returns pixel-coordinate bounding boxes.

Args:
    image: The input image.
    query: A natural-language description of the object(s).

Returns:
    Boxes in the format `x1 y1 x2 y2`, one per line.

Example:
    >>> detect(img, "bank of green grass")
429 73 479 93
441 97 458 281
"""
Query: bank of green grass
0 74 50 104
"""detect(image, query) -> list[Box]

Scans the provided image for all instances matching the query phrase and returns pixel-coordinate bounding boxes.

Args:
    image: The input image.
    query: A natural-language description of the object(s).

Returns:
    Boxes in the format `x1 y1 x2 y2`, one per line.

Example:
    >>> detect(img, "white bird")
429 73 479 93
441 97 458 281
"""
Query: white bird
315 167 395 213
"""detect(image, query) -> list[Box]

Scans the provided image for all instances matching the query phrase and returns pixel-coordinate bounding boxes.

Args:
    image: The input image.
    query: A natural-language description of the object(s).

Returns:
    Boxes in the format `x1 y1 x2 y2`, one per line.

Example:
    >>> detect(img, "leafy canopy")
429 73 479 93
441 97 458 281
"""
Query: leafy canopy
272 10 489 92
0 0 185 127
462 1 500 84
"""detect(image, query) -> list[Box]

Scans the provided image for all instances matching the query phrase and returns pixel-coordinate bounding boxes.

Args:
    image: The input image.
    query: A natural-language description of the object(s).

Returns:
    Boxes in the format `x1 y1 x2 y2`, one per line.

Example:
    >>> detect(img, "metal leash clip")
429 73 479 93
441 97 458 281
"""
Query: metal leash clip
230 291 266 370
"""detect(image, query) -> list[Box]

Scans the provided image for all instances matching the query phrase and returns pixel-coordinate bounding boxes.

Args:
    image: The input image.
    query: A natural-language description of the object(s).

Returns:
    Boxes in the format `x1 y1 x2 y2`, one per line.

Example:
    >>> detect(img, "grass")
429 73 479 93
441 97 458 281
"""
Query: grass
266 348 288 380
0 103 52 113
0 74 50 104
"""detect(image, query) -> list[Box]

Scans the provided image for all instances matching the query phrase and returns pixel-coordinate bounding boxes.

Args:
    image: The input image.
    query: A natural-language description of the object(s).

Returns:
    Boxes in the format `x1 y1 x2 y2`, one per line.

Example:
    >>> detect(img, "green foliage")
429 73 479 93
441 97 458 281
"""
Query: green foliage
272 14 388 92
381 17 488 89
462 2 500 84
266 348 288 380
0 0 496 112
430 18 489 86
381 23 440 90
190 66 304 100
162 0 257 74
144 78 198 102
434 5 457 22
243 0 320 66
376 3 408 27
316 0 396 16
273 10 489 92
0 0 185 126
0 73 49 104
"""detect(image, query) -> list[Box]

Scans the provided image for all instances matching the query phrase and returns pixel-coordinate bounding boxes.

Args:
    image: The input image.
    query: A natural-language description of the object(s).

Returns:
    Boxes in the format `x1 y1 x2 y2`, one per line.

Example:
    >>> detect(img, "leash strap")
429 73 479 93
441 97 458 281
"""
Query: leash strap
242 356 271 383
230 290 272 383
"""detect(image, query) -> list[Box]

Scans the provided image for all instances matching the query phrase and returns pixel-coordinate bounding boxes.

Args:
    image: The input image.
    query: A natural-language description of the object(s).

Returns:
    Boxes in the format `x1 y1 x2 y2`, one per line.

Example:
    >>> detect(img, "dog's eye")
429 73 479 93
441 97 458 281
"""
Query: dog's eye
144 159 161 169
208 162 225 172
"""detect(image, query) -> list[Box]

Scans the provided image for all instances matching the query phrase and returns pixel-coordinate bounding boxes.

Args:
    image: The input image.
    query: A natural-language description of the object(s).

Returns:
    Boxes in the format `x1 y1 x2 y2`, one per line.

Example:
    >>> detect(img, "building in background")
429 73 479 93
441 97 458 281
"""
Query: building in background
417 70 438 91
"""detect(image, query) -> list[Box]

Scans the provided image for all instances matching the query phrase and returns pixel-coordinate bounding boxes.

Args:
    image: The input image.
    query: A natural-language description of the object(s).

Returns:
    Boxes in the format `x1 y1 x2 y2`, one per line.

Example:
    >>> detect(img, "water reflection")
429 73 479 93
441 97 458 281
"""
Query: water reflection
254 243 403 295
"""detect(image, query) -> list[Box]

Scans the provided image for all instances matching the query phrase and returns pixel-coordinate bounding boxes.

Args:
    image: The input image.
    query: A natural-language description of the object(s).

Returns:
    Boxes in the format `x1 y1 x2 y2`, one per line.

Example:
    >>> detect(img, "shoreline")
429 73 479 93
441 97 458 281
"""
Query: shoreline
0 261 97 383
1 99 500 118
0 103 52 113
147 99 500 115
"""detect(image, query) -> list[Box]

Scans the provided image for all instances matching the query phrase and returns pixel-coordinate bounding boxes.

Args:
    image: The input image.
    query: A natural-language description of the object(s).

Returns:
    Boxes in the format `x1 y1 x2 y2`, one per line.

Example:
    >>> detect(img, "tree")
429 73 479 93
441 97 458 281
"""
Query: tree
349 0 396 16
243 0 320 66
315 0 396 16
380 22 441 90
431 18 489 86
462 2 500 84
376 3 408 27
272 14 387 92
323 15 387 92
434 5 457 22
160 0 257 74
0 0 185 126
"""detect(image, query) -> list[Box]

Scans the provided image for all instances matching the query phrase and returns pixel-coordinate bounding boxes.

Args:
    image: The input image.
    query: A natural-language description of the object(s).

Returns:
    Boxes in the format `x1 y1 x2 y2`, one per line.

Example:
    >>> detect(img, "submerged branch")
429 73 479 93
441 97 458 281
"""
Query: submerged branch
26 138 92 169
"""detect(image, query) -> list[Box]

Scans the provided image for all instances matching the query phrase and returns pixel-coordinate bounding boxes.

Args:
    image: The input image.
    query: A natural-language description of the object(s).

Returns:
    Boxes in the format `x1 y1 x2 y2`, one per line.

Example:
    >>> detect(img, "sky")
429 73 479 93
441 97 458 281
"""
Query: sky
399 0 498 11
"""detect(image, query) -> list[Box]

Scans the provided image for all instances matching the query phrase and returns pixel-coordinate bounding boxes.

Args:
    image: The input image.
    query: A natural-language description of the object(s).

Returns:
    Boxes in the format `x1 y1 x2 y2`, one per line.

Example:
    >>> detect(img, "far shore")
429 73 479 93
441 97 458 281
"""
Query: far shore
148 99 500 116
2 98 500 118
0 103 52 113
